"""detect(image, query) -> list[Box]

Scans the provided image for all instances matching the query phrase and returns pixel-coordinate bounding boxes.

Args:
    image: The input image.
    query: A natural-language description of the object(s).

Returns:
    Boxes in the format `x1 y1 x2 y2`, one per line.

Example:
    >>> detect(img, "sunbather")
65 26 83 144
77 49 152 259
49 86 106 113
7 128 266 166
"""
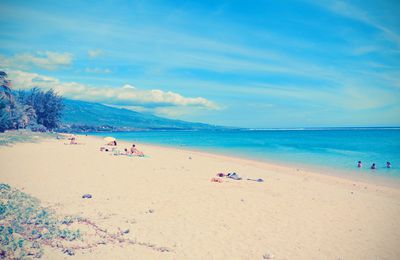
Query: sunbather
107 140 117 146
130 144 144 157
100 147 110 152
70 137 78 145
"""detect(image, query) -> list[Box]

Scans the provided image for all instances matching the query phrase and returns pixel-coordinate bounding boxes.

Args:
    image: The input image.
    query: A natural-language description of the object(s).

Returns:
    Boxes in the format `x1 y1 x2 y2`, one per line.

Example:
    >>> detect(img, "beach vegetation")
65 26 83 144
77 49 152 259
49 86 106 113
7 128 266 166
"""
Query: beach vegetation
0 71 64 132
0 71 14 132
17 87 64 130
0 129 56 146
0 183 81 259
0 184 171 258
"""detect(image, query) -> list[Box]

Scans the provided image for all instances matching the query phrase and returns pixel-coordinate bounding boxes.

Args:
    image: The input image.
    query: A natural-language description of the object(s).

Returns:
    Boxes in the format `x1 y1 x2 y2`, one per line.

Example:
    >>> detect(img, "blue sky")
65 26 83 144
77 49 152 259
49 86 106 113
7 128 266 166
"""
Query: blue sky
0 0 399 127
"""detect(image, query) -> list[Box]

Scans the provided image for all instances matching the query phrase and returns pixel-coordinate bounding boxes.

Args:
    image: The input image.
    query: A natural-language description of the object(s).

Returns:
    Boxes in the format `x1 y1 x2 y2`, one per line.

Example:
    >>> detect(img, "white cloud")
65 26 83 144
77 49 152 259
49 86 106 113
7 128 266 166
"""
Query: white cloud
87 49 103 58
153 106 200 118
84 67 111 73
0 51 73 70
108 105 209 119
122 84 136 89
6 70 219 111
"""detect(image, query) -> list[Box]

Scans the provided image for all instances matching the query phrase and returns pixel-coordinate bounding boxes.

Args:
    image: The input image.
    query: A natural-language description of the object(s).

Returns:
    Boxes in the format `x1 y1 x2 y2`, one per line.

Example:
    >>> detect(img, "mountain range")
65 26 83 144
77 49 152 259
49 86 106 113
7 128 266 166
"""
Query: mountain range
60 99 222 131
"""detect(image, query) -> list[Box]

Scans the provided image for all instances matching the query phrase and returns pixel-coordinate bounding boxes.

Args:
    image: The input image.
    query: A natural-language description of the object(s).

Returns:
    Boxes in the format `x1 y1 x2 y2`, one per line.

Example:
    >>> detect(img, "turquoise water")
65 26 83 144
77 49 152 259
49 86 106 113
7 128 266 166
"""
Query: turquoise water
89 128 400 180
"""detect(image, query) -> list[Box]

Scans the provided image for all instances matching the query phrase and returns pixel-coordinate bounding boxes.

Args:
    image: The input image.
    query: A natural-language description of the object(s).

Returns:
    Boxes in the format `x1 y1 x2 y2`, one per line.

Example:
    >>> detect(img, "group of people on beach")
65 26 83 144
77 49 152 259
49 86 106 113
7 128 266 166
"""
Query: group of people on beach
101 140 144 157
211 172 264 183
60 134 145 157
58 134 80 145
357 161 392 170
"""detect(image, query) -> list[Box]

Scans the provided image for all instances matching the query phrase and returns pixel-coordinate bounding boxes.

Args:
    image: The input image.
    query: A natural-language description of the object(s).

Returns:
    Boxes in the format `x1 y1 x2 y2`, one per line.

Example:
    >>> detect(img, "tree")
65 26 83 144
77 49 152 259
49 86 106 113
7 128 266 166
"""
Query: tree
0 71 13 132
18 88 64 130
9 102 36 129
0 98 10 132
0 71 12 98
0 72 38 131
0 71 65 132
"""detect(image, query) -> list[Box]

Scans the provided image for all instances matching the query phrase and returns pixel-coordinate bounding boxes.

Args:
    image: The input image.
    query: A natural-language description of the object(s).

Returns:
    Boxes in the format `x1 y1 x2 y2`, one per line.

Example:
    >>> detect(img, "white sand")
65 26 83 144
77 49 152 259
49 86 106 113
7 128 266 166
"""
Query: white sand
1 135 400 259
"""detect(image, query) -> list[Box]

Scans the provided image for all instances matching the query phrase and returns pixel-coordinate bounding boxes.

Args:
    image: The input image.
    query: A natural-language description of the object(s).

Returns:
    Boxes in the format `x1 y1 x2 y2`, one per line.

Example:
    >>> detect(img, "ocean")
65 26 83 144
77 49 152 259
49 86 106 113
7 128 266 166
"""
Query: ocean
89 128 400 182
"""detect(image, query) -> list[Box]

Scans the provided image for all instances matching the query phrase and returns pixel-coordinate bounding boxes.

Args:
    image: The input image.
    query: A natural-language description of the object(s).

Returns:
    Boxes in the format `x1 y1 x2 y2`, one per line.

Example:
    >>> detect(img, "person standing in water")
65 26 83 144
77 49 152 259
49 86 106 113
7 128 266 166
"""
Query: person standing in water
387 162 392 168
357 161 362 168
371 163 376 170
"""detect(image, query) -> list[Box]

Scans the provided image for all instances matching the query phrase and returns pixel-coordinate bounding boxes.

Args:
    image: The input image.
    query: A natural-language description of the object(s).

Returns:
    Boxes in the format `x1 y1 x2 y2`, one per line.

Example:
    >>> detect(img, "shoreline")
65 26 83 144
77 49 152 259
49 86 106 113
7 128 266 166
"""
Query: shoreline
88 134 400 191
1 134 400 259
151 144 400 194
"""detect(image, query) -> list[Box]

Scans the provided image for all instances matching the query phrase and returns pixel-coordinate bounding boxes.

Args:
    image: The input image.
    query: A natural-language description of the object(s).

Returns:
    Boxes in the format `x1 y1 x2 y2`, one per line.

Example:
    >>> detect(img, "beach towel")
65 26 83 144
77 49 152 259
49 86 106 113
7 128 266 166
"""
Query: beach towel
113 150 122 155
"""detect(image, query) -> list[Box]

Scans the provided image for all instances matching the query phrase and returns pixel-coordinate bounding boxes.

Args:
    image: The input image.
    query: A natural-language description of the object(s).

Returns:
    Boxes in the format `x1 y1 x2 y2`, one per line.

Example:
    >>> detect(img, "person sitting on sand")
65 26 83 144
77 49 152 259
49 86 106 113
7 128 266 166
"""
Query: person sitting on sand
107 140 117 146
371 163 376 170
124 148 133 155
130 144 144 157
387 162 392 168
70 137 78 145
357 161 362 168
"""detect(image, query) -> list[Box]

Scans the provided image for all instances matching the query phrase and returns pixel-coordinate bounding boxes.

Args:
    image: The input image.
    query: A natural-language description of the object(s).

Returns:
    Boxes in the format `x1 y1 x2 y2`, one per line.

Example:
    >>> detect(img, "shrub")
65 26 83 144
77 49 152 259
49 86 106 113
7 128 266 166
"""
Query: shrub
27 122 47 132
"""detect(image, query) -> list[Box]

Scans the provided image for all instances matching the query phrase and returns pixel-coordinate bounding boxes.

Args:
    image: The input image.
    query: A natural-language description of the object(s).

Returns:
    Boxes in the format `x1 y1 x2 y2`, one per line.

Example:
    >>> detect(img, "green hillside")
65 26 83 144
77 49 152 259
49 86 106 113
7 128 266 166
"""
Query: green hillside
61 99 219 130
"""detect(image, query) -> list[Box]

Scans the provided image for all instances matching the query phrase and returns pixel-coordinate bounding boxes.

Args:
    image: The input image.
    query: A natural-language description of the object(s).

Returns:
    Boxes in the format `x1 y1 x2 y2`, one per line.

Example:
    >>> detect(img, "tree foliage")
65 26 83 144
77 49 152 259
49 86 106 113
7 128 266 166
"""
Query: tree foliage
0 71 13 132
0 71 64 132
17 88 64 130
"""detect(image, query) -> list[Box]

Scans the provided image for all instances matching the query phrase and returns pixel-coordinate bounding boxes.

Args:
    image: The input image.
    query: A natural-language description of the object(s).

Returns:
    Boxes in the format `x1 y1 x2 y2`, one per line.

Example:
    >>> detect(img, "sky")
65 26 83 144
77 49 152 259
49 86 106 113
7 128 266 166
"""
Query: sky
0 0 399 128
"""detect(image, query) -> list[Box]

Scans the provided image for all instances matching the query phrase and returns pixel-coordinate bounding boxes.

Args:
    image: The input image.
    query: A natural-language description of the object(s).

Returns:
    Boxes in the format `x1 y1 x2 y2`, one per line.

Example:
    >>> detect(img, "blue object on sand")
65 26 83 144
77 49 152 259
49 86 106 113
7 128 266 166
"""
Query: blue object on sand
227 172 242 180
82 194 92 199
246 178 264 182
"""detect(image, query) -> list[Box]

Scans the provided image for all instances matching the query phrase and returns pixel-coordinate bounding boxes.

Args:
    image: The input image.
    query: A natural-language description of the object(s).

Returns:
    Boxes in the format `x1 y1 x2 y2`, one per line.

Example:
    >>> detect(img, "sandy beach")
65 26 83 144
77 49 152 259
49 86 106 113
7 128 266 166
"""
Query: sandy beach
1 134 400 260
